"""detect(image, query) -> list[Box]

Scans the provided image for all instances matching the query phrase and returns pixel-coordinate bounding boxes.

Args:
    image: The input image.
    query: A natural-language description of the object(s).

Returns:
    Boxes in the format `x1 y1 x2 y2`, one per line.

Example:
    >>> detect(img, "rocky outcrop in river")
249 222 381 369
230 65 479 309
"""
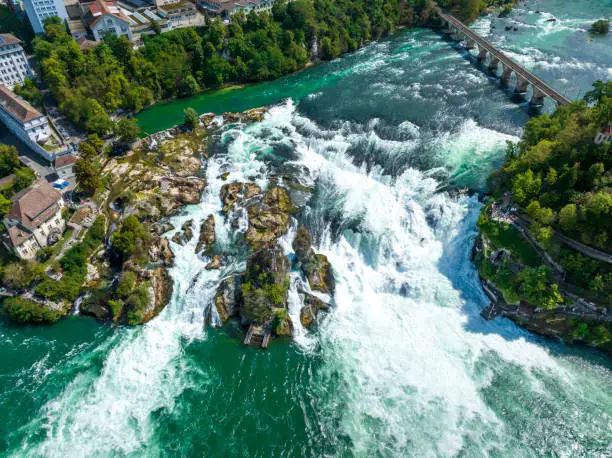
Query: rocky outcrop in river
213 181 335 343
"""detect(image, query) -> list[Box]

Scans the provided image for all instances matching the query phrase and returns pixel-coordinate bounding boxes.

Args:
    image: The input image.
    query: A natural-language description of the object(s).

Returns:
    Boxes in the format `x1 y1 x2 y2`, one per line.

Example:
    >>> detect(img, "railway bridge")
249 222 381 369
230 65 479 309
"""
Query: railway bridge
437 10 572 107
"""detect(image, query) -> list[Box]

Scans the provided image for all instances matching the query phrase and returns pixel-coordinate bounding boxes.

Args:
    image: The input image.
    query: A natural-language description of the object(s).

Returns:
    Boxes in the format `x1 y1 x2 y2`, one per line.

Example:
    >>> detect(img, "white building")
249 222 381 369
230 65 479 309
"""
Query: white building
84 0 133 41
0 34 32 89
3 182 65 260
22 0 68 34
54 153 77 179
0 85 65 161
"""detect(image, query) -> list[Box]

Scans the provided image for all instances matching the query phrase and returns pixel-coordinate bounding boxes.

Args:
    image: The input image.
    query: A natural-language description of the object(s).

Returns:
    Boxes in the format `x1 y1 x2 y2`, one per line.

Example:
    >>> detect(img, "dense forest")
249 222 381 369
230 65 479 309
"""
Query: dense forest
490 81 611 251
30 0 493 135
479 81 612 310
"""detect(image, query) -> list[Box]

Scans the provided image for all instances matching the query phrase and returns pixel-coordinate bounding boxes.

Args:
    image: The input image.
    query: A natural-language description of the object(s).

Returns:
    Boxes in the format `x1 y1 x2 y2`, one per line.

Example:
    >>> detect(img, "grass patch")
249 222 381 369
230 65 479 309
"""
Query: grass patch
478 214 540 266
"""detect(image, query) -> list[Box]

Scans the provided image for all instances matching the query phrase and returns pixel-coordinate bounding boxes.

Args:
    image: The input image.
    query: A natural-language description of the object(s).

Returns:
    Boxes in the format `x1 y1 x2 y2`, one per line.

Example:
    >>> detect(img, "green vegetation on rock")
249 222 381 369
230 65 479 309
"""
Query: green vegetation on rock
2 297 63 324
590 19 609 35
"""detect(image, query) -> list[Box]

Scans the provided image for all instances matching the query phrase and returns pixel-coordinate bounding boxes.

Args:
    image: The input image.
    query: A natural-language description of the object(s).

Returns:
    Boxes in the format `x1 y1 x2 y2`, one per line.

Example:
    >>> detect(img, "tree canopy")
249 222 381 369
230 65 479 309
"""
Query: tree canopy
491 81 612 251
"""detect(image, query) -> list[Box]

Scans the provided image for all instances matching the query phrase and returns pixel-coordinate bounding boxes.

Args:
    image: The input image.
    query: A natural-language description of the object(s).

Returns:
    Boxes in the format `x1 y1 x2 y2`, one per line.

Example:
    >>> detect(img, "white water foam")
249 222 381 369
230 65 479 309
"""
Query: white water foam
20 100 611 457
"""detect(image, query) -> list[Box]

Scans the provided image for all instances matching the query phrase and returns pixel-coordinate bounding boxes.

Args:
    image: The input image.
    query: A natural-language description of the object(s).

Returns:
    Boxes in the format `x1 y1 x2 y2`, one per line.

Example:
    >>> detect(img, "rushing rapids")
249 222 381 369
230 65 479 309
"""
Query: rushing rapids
1 0 611 456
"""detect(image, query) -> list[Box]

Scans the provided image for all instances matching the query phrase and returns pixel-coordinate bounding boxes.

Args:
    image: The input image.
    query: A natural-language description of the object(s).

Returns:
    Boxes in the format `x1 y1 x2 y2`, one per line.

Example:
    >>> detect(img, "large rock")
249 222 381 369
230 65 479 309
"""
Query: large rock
302 254 335 295
214 275 241 323
149 235 174 266
245 187 292 247
275 313 293 336
241 245 291 325
163 177 206 208
171 220 194 245
196 215 215 254
220 182 261 214
300 293 328 328
292 226 313 263
141 267 173 323
205 254 223 270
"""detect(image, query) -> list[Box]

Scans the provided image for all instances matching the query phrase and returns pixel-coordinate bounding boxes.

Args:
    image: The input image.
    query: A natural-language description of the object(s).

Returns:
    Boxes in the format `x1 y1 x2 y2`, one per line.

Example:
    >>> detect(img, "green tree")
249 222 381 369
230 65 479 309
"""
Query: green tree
590 19 609 35
558 204 578 232
518 266 563 310
0 192 11 216
78 142 97 160
0 144 20 177
14 167 34 191
87 134 105 152
111 215 149 262
114 118 141 143
183 107 199 129
116 271 137 297
75 160 99 196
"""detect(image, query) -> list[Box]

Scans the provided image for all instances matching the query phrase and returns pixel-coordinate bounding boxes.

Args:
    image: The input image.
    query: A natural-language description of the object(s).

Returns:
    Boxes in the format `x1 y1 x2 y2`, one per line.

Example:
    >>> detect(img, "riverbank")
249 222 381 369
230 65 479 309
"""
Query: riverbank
472 81 612 355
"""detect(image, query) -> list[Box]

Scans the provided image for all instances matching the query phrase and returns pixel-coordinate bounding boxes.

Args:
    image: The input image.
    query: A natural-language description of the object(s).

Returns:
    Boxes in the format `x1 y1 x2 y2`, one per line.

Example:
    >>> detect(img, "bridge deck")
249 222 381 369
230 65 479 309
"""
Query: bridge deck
438 10 571 106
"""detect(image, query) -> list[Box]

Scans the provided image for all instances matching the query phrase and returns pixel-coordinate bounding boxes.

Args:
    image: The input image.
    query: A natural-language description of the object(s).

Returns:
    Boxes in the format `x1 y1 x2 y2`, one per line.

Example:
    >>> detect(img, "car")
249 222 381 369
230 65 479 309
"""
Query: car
53 179 70 190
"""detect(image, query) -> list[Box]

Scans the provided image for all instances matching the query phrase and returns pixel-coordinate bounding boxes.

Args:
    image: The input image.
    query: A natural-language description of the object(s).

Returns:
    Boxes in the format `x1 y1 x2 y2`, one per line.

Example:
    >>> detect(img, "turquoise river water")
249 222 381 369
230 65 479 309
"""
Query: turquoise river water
1 0 611 456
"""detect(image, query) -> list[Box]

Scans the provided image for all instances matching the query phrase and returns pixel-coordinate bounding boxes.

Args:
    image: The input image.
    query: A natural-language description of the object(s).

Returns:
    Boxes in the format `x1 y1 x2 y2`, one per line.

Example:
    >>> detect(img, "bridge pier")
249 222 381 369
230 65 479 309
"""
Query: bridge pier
464 38 476 50
515 77 529 93
500 65 513 82
477 47 488 61
488 56 500 72
530 87 545 106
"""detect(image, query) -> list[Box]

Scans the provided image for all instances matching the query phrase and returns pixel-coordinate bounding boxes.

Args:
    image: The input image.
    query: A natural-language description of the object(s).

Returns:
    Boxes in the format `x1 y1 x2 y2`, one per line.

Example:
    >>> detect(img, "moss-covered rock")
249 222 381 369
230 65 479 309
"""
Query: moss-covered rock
292 225 313 263
245 187 292 248
241 245 291 324
220 182 261 214
300 293 328 328
196 215 215 254
214 275 241 323
171 219 194 246
302 253 335 295
274 309 293 336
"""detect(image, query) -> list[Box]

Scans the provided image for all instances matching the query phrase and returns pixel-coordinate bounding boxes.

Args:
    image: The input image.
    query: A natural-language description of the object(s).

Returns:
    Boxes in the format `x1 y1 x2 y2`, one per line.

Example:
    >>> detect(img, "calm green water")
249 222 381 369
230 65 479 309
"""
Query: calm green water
2 1 612 456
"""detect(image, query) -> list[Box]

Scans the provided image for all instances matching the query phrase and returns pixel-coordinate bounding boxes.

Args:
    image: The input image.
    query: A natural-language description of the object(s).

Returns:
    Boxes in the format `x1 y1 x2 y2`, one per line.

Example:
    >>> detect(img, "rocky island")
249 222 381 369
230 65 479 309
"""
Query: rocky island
212 183 334 345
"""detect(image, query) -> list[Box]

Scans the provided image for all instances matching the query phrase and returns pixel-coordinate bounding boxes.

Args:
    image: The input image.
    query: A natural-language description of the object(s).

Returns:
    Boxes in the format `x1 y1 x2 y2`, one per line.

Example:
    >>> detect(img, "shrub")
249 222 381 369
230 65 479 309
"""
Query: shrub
116 271 137 298
2 297 62 324
590 19 609 34
183 107 199 129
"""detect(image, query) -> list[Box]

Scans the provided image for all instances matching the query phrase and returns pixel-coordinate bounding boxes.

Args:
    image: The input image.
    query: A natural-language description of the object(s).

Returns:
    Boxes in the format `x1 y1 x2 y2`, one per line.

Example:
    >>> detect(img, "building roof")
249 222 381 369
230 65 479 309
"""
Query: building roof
55 154 78 168
7 225 34 247
76 36 100 51
87 0 131 28
0 34 21 48
7 182 62 229
67 18 87 34
0 85 44 124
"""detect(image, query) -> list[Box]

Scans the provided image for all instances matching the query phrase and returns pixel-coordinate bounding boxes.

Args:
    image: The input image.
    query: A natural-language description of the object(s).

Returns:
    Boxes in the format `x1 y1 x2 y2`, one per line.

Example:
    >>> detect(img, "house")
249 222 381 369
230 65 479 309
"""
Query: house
2 182 65 259
83 0 134 41
22 0 68 34
199 0 274 17
594 125 612 145
0 85 69 161
0 34 33 89
54 153 77 179
156 1 204 28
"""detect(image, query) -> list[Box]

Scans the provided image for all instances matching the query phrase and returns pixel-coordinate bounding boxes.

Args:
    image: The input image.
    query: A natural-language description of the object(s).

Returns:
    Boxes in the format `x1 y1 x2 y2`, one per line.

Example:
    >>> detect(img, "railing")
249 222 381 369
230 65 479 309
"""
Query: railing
438 10 571 105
